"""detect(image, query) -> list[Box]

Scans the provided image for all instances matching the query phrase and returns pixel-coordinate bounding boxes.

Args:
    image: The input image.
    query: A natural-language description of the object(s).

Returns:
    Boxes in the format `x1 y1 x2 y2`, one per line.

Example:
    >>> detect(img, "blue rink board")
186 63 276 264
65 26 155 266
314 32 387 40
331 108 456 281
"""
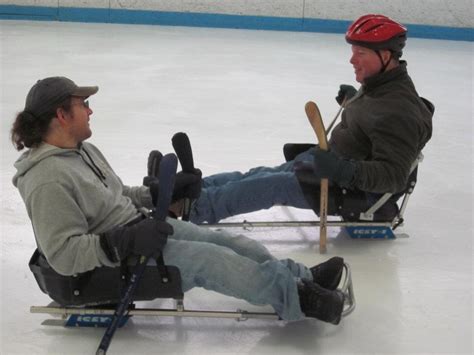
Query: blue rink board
0 5 472 42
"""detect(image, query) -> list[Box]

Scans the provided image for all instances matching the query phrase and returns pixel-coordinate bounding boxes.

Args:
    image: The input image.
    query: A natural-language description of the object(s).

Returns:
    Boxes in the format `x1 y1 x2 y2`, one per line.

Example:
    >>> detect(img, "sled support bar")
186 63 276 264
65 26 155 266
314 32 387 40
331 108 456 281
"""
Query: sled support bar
202 220 394 229
31 264 355 324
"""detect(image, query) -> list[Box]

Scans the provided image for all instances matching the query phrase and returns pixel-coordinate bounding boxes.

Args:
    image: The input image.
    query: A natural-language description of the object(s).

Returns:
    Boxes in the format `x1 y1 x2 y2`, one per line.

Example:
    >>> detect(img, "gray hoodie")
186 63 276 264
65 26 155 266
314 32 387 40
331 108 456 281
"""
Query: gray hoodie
13 142 154 276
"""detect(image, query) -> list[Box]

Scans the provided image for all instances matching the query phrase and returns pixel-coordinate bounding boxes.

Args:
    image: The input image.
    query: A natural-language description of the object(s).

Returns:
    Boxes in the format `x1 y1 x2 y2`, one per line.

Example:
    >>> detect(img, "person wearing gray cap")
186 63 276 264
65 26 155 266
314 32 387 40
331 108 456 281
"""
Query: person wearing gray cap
11 76 348 324
12 77 98 150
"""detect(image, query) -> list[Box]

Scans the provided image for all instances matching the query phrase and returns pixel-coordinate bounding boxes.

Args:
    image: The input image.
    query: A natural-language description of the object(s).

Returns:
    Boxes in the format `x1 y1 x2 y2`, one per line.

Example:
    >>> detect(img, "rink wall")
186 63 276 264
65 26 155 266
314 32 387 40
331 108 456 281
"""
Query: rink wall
0 0 472 41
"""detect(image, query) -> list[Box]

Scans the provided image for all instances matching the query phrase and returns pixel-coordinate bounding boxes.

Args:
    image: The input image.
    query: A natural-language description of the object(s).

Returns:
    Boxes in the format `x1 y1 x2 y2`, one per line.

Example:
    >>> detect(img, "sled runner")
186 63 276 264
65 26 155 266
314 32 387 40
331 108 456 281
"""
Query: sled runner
27 139 355 355
29 252 355 327
203 98 434 249
207 145 423 240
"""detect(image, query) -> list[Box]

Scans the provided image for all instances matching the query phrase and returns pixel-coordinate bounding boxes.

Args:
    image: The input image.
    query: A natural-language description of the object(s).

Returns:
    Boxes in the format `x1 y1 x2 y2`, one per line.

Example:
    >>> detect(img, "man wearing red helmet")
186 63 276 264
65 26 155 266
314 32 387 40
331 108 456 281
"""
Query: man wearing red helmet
345 14 408 82
325 14 433 194
188 14 433 225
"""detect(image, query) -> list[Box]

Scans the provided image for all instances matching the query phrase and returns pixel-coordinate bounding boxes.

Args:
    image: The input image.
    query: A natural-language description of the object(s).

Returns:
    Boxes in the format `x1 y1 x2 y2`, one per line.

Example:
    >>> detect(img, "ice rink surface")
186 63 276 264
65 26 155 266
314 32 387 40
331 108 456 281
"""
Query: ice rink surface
0 20 472 354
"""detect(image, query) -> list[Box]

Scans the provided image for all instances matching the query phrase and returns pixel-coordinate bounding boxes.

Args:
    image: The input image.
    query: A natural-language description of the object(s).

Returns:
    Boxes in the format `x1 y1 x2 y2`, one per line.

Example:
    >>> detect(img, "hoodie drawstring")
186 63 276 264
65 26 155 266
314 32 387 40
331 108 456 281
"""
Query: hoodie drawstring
78 148 108 188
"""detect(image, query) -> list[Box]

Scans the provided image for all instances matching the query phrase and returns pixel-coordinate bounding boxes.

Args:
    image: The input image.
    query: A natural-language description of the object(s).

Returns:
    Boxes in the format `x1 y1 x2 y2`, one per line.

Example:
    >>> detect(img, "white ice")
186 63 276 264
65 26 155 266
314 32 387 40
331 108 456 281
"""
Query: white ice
0 20 472 355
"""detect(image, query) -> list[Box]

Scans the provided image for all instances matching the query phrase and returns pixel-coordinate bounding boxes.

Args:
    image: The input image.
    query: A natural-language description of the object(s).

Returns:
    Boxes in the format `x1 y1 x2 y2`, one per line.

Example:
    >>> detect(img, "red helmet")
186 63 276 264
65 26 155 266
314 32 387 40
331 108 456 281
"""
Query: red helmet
346 14 407 57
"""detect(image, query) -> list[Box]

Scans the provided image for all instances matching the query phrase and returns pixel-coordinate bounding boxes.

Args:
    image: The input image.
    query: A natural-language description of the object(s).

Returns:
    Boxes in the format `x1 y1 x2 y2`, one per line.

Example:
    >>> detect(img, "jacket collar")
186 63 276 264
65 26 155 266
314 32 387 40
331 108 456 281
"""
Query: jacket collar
362 61 408 92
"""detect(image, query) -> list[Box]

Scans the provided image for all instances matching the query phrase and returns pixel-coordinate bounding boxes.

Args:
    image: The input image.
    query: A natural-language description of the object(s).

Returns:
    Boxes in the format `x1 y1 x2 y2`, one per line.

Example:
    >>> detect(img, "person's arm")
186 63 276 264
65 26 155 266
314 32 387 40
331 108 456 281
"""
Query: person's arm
353 106 420 193
29 182 117 276
122 184 154 209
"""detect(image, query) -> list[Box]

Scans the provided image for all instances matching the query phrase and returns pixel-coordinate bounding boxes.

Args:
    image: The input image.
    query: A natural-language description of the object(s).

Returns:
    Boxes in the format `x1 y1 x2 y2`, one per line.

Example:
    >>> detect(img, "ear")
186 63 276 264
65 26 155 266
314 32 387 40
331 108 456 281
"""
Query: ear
381 49 393 64
55 106 70 127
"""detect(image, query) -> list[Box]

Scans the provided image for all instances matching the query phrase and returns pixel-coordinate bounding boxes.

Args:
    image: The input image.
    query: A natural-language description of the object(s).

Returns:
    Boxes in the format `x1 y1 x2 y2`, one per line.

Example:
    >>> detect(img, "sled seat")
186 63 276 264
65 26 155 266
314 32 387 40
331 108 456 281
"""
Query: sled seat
29 249 184 307
30 261 356 328
201 149 421 239
285 143 421 227
285 96 433 229
29 249 356 327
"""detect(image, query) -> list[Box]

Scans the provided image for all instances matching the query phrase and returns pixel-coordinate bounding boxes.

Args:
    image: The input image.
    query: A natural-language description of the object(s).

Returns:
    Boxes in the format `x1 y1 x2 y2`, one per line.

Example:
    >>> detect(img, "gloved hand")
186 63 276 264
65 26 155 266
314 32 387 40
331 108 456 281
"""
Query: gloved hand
100 217 174 262
172 169 202 201
149 168 202 206
293 160 314 172
312 148 356 187
335 84 357 105
293 160 321 185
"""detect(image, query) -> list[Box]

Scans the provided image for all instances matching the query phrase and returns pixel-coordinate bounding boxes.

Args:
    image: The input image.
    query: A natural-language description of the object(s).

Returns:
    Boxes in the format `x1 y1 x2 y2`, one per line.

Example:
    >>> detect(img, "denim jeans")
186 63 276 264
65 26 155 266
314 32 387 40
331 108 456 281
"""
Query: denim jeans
189 149 314 224
163 218 313 321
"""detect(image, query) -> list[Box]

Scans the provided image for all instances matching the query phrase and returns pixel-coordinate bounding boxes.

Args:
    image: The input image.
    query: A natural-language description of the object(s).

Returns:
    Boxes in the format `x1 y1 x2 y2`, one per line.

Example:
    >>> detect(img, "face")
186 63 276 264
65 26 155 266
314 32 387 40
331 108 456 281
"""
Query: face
67 96 94 143
349 45 385 83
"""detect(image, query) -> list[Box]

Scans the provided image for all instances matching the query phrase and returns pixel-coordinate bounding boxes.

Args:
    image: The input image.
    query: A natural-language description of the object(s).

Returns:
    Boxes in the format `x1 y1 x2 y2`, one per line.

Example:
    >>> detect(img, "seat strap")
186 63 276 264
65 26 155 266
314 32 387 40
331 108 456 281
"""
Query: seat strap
155 254 170 283
359 152 423 221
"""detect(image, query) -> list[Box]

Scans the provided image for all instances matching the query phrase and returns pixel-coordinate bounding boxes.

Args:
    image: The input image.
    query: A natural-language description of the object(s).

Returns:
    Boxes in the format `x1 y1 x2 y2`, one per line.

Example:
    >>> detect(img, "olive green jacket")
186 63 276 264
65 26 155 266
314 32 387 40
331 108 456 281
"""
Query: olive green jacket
330 61 433 193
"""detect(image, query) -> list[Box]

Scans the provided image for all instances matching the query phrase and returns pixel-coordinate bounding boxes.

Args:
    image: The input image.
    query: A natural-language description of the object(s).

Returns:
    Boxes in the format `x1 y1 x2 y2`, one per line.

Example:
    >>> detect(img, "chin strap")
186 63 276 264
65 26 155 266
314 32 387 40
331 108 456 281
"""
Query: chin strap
375 50 393 73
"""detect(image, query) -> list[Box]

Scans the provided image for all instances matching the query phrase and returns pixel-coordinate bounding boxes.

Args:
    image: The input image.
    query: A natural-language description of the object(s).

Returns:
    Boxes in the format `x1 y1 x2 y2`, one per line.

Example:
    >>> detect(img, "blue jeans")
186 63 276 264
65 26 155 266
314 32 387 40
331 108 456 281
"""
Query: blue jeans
163 218 313 321
189 149 314 224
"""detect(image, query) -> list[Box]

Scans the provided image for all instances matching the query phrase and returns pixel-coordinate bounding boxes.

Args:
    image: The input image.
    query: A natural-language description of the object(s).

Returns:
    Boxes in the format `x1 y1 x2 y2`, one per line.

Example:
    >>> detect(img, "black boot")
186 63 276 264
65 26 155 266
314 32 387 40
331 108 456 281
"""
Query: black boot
298 279 345 324
310 256 344 290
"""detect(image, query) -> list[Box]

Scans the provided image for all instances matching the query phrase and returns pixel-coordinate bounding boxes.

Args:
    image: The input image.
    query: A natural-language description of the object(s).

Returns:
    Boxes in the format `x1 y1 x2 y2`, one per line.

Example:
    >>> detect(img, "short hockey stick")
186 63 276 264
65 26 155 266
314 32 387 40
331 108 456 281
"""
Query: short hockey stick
305 101 329 253
143 150 163 187
326 97 347 135
172 132 195 221
96 153 178 355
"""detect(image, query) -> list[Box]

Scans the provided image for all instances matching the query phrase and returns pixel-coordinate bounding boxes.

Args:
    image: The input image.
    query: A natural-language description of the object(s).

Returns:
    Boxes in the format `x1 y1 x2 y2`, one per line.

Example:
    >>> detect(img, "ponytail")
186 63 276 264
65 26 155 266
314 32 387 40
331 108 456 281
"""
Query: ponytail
11 98 72 151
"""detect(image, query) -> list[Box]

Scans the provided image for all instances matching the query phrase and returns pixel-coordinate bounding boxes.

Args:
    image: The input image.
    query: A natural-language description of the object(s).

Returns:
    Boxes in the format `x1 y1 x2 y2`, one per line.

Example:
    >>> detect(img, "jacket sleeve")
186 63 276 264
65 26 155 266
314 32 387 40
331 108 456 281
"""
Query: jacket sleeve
352 106 420 193
122 184 154 209
28 182 118 276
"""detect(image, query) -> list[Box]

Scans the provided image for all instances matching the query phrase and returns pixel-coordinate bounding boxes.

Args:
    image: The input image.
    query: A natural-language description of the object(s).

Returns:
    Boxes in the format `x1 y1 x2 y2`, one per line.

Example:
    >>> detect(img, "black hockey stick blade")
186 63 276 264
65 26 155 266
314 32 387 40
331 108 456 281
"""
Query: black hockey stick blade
143 150 163 186
148 150 163 177
96 153 177 355
171 132 196 221
172 132 194 172
154 153 178 220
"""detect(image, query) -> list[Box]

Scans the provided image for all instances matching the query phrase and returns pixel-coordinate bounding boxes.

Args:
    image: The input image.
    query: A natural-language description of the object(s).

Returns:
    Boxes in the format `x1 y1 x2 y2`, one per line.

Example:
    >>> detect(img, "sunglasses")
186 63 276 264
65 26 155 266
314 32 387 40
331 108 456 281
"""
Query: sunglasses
72 100 90 109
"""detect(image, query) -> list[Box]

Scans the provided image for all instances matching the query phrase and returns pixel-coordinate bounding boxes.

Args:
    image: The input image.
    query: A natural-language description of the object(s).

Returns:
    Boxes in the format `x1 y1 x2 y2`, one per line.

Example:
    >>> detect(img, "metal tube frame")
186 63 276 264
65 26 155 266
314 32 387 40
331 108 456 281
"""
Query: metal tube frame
201 219 396 229
201 153 423 233
31 265 355 325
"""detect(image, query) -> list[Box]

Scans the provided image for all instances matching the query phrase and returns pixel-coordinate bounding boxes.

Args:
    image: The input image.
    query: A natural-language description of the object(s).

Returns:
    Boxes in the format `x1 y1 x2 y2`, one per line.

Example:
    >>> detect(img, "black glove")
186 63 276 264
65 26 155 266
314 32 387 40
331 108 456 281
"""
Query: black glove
100 217 174 262
293 161 321 185
312 148 356 187
149 169 202 205
173 168 202 201
335 84 357 105
293 160 314 172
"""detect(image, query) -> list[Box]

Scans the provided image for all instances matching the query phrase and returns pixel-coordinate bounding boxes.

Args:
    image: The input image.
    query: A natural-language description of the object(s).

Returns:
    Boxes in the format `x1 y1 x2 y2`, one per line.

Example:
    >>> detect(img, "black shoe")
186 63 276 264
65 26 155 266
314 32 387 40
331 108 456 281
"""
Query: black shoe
298 279 345 324
310 256 344 290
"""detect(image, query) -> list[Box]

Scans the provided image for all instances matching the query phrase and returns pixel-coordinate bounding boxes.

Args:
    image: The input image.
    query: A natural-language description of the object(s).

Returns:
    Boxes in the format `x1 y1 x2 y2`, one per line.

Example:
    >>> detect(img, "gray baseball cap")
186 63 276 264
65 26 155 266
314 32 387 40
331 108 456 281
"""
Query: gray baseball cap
25 76 98 116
